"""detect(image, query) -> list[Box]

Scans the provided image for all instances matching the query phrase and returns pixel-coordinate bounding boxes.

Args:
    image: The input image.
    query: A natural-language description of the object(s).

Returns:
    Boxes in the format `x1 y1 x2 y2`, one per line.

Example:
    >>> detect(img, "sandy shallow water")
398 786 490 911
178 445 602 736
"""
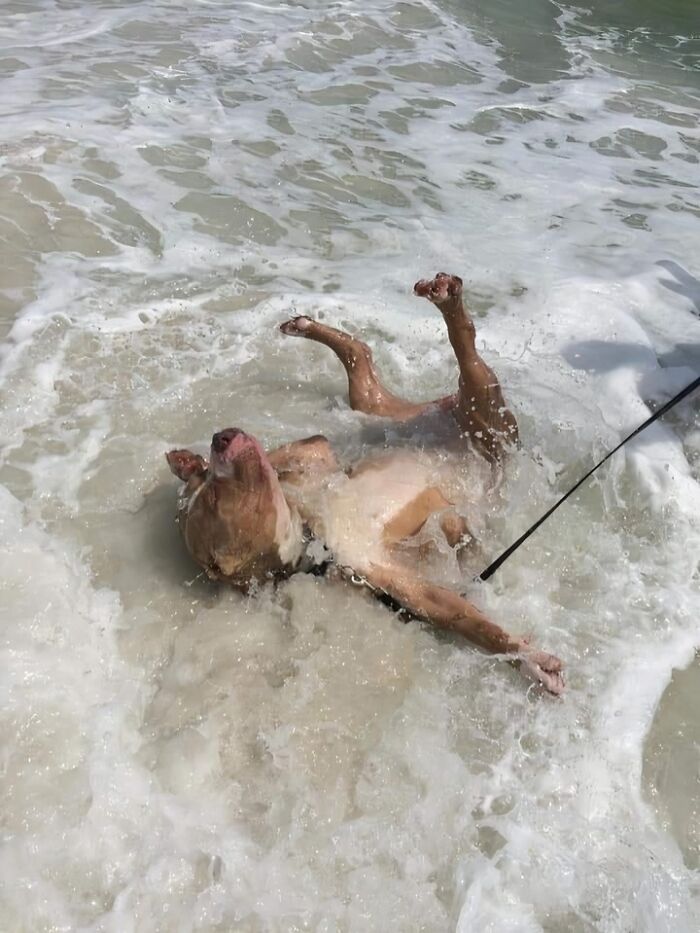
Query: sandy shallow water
1 1 700 930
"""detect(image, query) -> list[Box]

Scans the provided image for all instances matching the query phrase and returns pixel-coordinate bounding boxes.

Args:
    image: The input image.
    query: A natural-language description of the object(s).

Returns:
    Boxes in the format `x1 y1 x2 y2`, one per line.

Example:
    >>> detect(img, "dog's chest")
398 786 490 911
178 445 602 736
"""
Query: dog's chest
312 455 435 569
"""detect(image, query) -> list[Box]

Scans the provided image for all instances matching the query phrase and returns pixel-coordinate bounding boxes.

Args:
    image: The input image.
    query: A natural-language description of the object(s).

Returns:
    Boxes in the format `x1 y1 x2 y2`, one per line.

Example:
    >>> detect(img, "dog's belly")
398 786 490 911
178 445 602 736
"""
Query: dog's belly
315 453 437 570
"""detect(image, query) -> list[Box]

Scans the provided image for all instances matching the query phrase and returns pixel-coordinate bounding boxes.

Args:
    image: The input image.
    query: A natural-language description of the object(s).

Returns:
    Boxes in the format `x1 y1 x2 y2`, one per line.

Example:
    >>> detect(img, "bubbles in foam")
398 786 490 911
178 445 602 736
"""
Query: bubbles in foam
1 0 700 929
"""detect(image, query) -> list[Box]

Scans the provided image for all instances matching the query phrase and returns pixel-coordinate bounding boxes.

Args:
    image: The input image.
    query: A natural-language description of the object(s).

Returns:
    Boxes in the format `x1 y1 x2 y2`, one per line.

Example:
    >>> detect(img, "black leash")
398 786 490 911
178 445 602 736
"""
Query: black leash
479 374 700 582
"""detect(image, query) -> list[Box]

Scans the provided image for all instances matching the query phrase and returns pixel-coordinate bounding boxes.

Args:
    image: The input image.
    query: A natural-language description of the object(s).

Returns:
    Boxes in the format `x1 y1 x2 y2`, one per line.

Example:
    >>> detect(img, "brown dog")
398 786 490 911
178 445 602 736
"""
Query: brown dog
166 274 564 694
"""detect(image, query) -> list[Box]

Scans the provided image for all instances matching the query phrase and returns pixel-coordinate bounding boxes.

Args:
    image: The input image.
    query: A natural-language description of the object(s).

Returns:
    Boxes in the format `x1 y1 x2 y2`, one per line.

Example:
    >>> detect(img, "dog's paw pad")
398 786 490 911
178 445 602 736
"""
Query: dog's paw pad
413 273 463 303
280 315 314 336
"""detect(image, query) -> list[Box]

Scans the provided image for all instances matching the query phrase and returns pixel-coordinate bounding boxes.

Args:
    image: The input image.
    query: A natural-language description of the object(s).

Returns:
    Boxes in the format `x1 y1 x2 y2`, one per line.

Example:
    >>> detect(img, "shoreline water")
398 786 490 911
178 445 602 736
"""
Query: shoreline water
1 1 699 929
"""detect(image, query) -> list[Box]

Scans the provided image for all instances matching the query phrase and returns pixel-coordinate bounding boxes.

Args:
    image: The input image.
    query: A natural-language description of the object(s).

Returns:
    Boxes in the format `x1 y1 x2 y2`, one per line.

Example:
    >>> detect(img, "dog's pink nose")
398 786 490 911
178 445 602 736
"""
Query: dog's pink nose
212 428 242 454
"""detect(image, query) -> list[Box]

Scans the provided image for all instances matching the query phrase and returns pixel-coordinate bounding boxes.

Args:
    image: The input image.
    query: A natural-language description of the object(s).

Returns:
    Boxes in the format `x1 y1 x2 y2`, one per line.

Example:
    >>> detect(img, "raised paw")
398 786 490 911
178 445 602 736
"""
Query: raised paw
414 272 463 304
280 315 314 337
518 646 565 697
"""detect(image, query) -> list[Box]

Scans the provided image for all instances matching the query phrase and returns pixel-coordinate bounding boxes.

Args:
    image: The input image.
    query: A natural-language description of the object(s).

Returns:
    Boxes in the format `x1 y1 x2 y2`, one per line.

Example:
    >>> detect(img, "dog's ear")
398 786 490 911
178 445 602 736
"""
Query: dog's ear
165 449 208 482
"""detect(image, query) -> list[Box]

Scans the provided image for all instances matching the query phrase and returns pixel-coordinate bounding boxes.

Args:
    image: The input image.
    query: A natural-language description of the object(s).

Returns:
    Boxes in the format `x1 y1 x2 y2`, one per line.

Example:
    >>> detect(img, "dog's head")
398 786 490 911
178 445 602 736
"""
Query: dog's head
167 429 302 588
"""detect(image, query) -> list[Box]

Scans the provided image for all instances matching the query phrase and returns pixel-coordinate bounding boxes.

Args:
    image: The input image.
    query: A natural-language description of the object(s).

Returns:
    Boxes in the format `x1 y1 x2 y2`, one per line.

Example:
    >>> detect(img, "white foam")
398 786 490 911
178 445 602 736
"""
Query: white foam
1 0 700 928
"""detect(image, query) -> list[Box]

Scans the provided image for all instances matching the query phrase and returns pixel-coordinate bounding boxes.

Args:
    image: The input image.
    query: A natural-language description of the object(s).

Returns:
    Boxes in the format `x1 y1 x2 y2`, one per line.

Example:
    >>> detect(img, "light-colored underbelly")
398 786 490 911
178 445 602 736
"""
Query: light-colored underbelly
315 453 438 570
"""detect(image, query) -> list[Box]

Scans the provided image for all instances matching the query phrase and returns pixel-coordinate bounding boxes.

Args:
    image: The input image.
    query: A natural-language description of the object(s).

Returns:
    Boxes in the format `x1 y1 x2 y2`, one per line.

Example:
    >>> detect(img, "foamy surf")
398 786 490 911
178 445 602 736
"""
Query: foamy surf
1 0 699 930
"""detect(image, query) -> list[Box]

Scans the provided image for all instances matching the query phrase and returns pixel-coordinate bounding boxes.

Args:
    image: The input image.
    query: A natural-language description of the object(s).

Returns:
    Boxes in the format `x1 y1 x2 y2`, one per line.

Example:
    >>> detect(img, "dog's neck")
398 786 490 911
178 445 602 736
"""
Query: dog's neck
275 502 306 571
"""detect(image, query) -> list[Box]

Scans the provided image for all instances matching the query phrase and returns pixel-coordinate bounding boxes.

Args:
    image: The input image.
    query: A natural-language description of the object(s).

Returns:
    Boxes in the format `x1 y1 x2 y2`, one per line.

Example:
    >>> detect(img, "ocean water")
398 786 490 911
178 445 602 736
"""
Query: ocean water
1 0 699 930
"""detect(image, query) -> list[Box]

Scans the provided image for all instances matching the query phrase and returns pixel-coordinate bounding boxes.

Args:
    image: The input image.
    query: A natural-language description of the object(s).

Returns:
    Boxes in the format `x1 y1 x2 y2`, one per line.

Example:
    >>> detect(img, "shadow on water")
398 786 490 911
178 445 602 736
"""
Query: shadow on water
562 338 700 377
657 261 700 317
562 262 700 377
561 336 699 440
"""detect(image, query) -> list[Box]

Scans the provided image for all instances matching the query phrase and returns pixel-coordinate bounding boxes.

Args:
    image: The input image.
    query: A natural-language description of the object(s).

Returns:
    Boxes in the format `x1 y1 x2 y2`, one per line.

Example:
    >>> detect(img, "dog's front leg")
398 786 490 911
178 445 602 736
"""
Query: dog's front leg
362 563 565 696
267 435 338 482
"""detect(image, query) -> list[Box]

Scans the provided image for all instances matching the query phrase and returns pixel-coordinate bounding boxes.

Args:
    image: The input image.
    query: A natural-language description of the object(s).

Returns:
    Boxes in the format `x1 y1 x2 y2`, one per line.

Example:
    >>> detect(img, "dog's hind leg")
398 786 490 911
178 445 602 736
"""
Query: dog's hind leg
380 488 478 567
414 273 518 461
280 316 448 421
